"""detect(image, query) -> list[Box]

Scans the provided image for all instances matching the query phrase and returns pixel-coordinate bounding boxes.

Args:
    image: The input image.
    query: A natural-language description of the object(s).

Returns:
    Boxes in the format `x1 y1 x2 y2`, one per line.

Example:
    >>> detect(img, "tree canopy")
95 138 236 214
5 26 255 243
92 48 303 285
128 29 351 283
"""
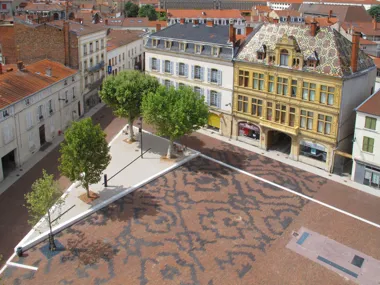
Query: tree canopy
125 1 139 17
99 70 159 141
138 4 157 20
142 86 208 158
368 5 380 21
59 118 111 197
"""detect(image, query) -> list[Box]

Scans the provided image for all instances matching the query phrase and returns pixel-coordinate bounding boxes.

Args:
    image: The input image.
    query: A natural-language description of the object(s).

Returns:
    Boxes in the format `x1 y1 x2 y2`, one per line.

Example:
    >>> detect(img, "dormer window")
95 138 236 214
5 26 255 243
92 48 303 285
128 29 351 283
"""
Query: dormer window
211 47 219 57
292 58 301 67
165 41 172 49
306 51 318 68
152 39 159 47
280 49 289 66
269 55 276 64
179 42 187 51
257 45 266 60
195 45 202 54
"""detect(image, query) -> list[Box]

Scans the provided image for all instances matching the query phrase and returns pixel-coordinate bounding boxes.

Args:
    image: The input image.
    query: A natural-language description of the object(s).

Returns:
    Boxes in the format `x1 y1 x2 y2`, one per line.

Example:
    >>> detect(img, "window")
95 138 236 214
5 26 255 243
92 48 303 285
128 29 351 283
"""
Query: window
212 47 219 56
25 98 30 105
302 82 316 101
210 91 219 107
365 116 377 130
277 77 288 95
363 166 380 188
362 136 374 153
84 60 88 69
289 107 296 126
280 49 289 66
179 63 185 76
2 4 6 9
266 102 273 120
320 86 335 105
194 87 201 95
317 114 332 134
152 39 158 47
291 80 297 97
300 110 314 130
38 105 43 120
89 42 93 53
48 100 53 114
101 39 104 48
268 75 274 92
83 44 87 55
118 54 121 62
195 45 202 54
239 70 249 87
165 41 171 49
194 66 201 79
96 40 99 50
269 55 276 64
292 58 300 67
123 53 125 60
152 58 157 70
179 42 186 51
164 60 171 73
237 95 248 113
251 98 263 117
275 104 287 124
84 76 88 86
90 58 93 67
164 80 171 89
211 69 218 83
179 83 185 88
253 73 264 90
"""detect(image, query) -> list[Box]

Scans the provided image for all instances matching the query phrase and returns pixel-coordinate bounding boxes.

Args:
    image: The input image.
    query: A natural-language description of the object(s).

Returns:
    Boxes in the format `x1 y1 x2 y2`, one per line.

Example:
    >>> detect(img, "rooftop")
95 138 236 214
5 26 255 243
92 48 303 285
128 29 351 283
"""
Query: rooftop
272 9 302 17
48 20 108 36
341 21 380 36
166 9 243 19
356 89 380 116
304 16 338 27
107 30 144 51
236 23 374 77
23 2 64 11
0 60 78 110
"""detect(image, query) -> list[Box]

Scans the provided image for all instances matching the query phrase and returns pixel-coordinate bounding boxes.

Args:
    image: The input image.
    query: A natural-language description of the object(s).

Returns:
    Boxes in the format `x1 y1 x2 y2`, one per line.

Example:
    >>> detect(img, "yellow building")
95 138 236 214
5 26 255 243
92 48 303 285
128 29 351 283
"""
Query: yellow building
233 23 376 171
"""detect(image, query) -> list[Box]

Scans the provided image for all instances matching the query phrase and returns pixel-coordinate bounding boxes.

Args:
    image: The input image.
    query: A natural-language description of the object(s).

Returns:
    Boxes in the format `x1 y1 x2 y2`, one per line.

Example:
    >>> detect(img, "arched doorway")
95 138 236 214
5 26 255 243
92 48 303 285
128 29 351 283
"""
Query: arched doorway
267 130 291 154
53 12 59 20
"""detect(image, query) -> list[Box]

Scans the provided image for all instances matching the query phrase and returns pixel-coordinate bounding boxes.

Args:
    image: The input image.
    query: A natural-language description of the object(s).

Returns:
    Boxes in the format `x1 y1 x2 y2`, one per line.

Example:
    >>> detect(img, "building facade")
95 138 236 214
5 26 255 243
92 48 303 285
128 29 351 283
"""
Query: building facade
145 21 236 136
351 90 380 190
0 60 81 182
233 23 375 171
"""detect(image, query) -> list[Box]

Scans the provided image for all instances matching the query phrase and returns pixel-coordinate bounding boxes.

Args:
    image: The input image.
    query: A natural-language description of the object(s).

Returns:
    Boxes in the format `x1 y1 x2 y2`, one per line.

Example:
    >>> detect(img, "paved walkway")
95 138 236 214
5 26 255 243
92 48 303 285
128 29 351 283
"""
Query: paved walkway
18 126 196 249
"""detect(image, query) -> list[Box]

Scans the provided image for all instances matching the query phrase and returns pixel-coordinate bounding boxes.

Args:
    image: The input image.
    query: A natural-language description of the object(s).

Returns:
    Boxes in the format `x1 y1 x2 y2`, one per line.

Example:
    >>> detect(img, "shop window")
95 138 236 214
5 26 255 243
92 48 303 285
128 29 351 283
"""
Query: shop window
362 136 374 153
275 104 287 124
300 110 314 130
291 80 297 97
289 107 296 127
300 142 327 162
238 122 260 141
253 73 264 90
280 49 289 66
251 98 263 117
239 70 249 87
237 95 248 113
302 82 316 101
268 75 275 93
277 77 288 95
320 86 334 105
365 116 377 130
363 166 380 189
266 102 273 121
317 114 332 134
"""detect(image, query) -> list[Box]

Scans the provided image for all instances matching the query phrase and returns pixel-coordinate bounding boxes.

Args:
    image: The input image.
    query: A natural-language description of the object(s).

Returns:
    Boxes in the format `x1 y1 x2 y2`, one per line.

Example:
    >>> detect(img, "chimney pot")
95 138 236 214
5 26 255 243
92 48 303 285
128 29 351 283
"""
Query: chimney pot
46 67 52 77
156 23 161 31
17 61 24 71
351 31 360 73
229 23 236 45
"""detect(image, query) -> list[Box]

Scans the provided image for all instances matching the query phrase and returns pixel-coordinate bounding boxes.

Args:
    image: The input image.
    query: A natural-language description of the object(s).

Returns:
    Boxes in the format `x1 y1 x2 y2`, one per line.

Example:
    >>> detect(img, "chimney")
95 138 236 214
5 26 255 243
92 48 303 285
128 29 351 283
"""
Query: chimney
0 63 2 75
287 15 290 23
328 9 332 21
206 19 213 27
45 67 52 77
273 18 279 24
229 23 236 44
373 17 377 30
310 18 318 36
63 21 70 66
180 18 185 24
105 18 108 25
194 19 199 25
156 23 161 31
351 31 360 73
17 61 24 71
245 26 253 36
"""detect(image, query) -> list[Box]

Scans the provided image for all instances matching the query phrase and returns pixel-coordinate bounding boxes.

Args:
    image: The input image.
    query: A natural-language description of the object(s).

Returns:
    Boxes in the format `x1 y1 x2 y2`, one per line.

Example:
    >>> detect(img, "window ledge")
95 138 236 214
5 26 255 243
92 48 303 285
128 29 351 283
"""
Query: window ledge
361 150 375 155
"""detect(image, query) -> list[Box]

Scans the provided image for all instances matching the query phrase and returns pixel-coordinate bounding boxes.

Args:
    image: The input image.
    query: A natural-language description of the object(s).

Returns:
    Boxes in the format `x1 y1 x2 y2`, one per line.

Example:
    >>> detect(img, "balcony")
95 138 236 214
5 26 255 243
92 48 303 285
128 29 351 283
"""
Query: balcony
87 61 105 73
86 75 105 90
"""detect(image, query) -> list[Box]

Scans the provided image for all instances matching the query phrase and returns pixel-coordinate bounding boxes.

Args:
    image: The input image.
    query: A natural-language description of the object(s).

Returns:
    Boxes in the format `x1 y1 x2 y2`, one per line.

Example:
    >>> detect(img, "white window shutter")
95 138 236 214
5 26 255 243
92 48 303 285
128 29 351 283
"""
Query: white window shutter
185 64 189 77
206 89 210 105
161 60 165 73
217 92 222 108
170 62 174 74
217 70 222 85
157 59 160 72
176 62 179 76
200 67 204 81
207 68 211 82
149 57 152 70
191 65 194 79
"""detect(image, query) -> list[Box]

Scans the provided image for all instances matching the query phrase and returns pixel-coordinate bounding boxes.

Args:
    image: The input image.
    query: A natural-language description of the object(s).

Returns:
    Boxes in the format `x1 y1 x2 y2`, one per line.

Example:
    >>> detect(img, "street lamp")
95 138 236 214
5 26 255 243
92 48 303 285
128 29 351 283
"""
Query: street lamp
137 117 143 158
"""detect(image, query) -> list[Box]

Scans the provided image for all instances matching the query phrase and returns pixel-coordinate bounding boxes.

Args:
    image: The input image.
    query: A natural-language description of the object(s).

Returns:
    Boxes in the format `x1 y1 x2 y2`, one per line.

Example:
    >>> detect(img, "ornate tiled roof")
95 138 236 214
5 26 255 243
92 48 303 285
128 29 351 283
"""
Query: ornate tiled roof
236 23 375 77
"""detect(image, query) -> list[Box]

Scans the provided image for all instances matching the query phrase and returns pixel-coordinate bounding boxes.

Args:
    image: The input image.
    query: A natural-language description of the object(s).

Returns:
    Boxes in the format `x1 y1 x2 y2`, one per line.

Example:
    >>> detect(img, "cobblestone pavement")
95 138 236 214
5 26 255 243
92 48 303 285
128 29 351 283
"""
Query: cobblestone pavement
5 157 377 285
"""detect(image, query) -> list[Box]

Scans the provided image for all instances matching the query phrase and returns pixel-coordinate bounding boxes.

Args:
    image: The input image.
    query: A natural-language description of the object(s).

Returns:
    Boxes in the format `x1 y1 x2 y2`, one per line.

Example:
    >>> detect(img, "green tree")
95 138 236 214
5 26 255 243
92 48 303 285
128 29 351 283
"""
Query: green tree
138 4 157 20
24 170 64 251
142 86 208 158
59 118 111 198
99 70 159 141
368 5 380 21
124 1 139 17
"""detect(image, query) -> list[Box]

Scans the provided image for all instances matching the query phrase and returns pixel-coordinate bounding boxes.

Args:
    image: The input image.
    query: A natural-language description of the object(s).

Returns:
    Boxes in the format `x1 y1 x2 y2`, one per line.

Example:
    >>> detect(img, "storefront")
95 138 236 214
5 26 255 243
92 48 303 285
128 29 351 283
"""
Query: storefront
208 113 220 130
238 122 260 146
353 161 380 189
299 140 327 162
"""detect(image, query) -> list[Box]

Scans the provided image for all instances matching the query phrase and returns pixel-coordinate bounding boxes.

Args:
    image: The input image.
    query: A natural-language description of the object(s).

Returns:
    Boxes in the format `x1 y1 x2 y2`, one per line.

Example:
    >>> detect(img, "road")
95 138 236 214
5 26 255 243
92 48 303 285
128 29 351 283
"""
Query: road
1 107 379 267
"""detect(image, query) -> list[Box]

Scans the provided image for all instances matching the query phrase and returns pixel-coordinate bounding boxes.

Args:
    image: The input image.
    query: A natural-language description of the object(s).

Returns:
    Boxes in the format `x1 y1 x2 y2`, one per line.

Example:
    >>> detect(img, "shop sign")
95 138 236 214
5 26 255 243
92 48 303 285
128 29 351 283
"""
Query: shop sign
300 140 325 152
239 122 260 132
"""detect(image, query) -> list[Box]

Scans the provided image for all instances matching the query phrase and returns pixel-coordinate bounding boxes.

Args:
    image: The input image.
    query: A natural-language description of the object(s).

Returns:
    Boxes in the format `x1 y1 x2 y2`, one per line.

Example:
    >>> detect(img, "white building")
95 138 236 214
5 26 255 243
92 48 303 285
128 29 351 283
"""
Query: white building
145 21 237 136
106 29 145 75
352 90 380 190
0 60 80 182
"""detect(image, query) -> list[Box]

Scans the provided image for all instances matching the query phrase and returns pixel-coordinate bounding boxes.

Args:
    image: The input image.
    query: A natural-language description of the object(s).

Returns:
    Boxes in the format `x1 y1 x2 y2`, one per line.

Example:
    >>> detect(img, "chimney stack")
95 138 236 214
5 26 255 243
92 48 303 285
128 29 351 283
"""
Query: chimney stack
245 26 253 36
229 23 236 44
206 19 213 27
180 18 185 24
63 21 70 66
287 15 290 23
351 31 360 73
310 18 318 36
17 61 24 71
328 10 332 22
45 67 52 77
373 17 377 30
193 19 199 25
0 63 2 75
156 23 161 31
105 18 108 25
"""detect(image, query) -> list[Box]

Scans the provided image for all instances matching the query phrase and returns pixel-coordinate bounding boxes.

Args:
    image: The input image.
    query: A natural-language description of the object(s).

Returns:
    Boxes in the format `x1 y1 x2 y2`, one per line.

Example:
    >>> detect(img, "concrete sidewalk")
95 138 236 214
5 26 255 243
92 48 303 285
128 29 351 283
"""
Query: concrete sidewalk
197 128 380 198
18 126 197 249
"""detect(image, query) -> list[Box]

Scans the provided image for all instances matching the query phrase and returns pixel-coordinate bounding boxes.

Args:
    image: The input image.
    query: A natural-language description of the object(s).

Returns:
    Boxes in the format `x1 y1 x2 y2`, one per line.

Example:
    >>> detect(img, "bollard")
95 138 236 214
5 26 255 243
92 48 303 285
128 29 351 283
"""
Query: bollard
104 174 107 187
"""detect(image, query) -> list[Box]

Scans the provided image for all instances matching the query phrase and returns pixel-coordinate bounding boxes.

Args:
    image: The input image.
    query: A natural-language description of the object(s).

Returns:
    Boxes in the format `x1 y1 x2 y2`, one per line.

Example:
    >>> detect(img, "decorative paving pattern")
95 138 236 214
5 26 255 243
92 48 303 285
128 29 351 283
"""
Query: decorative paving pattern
2 157 323 285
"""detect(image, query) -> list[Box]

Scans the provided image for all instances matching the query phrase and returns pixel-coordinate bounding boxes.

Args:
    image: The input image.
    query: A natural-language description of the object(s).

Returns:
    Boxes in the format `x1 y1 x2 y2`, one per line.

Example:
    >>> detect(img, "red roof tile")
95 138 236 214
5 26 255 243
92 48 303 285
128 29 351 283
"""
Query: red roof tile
106 30 144 51
0 60 78 109
357 89 380 116
167 9 243 19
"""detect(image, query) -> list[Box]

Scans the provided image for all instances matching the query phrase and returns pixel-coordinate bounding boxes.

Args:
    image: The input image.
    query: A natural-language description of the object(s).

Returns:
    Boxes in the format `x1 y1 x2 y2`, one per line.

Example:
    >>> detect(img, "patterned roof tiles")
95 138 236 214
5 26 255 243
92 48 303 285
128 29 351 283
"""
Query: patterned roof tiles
236 23 374 78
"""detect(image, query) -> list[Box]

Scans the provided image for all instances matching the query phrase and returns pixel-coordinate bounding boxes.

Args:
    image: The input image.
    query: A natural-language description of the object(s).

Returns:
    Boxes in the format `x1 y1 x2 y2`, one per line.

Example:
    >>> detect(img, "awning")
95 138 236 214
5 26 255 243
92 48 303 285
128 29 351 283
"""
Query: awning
239 122 260 132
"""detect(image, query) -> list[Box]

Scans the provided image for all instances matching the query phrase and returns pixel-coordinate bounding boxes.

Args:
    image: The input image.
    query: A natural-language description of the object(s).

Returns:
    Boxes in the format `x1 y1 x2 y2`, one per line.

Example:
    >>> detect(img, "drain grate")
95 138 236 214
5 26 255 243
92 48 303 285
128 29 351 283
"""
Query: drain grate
352 255 365 268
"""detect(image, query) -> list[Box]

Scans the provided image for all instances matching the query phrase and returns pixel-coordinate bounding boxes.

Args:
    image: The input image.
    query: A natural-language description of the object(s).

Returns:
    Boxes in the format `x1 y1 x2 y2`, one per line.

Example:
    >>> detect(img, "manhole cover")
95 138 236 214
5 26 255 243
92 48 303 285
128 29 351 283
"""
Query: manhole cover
352 255 364 268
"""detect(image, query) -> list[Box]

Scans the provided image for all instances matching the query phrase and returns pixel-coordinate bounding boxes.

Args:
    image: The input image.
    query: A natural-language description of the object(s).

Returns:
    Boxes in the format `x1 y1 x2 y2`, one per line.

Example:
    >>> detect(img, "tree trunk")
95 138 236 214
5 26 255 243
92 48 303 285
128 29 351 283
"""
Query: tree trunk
47 211 56 251
128 116 134 142
85 183 90 198
167 139 173 159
